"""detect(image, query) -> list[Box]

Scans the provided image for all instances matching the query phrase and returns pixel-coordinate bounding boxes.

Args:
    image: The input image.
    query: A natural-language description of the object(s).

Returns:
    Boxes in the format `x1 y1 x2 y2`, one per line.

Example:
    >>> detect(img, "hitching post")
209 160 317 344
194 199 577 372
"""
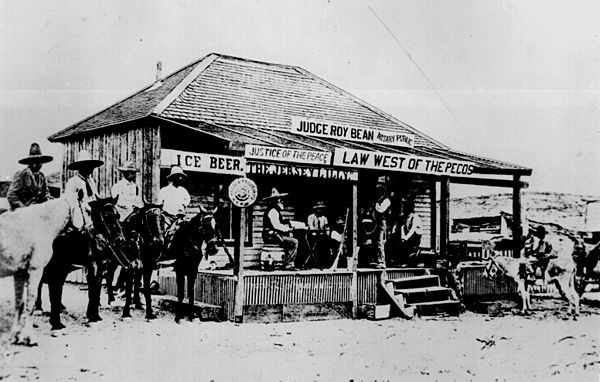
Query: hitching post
350 183 359 317
234 206 246 323
512 175 522 258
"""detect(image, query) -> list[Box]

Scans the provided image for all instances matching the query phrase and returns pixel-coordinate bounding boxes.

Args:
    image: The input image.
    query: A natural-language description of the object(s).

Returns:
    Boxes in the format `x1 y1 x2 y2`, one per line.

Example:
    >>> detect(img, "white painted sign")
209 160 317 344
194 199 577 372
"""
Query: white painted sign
245 145 331 165
160 149 245 175
228 177 258 207
333 148 475 177
290 116 415 148
248 162 358 181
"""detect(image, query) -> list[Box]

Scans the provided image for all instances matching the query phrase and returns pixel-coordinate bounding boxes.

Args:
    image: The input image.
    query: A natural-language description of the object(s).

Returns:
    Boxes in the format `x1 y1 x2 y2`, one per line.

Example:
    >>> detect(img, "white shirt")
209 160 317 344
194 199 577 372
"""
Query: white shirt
375 197 391 214
307 213 329 231
267 208 291 232
401 213 423 238
111 178 143 221
158 184 190 216
65 174 98 228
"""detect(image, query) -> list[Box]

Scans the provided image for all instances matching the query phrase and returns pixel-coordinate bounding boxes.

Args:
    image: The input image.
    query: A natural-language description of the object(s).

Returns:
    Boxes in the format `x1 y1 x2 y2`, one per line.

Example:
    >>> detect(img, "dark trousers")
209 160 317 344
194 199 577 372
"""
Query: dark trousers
264 231 298 268
388 234 422 266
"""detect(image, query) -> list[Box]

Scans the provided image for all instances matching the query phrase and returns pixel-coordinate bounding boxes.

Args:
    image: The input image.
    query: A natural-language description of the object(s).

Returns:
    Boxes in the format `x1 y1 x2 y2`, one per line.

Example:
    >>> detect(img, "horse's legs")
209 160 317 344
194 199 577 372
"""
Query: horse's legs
14 267 45 346
122 267 132 318
143 261 156 320
517 281 529 314
133 268 143 308
86 262 102 322
10 271 27 344
105 262 118 305
48 269 67 330
34 269 45 312
186 271 196 322
175 270 185 323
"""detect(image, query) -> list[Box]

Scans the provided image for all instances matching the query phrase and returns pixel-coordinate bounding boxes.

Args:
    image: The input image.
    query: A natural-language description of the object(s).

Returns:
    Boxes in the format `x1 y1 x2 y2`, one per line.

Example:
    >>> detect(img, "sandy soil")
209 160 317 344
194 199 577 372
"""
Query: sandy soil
0 278 599 382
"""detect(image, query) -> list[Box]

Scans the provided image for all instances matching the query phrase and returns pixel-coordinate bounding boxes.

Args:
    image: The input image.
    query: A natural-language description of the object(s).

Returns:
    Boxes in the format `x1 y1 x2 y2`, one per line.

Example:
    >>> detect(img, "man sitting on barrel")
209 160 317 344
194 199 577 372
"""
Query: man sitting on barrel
262 188 298 271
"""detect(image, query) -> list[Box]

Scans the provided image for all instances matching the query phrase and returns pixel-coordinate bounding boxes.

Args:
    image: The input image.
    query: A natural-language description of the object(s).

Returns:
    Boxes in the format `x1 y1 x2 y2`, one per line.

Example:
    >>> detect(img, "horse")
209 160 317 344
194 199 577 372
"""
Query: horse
0 196 87 345
164 207 219 323
117 204 165 320
574 241 600 296
41 196 132 329
482 235 580 319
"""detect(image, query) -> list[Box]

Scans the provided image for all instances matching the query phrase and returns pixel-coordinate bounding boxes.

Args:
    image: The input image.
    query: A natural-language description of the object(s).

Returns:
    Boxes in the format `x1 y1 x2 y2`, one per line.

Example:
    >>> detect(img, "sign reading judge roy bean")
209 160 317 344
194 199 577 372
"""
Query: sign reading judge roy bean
333 148 476 177
290 116 415 148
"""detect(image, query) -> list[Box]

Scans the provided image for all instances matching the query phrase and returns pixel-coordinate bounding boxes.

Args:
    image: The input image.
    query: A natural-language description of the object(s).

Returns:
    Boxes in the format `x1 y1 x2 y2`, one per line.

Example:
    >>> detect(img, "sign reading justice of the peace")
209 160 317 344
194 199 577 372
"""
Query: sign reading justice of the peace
245 145 331 165
290 116 415 148
228 177 258 207
333 148 475 177
160 149 246 176
248 162 358 181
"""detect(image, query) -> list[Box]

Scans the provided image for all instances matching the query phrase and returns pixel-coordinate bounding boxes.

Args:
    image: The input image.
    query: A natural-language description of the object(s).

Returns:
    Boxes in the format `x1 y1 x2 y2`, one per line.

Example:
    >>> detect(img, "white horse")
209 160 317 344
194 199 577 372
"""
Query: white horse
0 196 87 345
482 235 580 319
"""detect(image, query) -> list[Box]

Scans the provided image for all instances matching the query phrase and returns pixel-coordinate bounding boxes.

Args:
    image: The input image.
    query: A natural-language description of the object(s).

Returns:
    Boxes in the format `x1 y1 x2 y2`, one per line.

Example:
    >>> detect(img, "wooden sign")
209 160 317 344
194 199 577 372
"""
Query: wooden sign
332 148 475 177
290 116 415 148
247 162 358 181
245 144 331 165
160 149 245 175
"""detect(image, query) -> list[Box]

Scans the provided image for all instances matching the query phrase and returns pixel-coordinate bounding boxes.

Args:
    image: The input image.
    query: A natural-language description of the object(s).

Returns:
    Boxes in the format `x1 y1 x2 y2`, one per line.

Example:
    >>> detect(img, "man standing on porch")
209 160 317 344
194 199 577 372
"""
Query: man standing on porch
372 179 392 269
262 188 298 270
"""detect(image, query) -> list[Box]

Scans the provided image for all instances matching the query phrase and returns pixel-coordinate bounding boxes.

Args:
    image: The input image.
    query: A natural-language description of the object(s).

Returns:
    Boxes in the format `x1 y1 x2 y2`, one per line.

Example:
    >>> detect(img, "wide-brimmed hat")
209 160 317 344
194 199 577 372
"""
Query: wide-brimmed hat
313 201 327 210
67 150 103 170
118 161 139 172
166 166 187 179
532 225 548 238
18 143 53 165
263 188 288 201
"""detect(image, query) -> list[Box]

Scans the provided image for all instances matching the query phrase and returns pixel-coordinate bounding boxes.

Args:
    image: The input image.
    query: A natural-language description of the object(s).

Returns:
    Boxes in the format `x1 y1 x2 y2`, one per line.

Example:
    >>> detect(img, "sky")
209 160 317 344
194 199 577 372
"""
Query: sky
0 0 598 197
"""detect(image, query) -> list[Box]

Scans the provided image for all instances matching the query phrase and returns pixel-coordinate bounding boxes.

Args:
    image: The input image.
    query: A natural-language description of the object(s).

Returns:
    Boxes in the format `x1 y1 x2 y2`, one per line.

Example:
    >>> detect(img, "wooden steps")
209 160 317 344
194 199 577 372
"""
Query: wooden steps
382 271 461 317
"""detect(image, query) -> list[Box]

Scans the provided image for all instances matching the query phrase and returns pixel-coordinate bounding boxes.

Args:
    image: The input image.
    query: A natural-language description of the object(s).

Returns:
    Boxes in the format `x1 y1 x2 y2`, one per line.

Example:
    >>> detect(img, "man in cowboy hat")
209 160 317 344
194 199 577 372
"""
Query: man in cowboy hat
111 161 143 222
262 188 298 270
307 200 330 267
389 200 423 267
372 179 392 269
158 166 190 226
65 150 104 228
523 225 555 279
7 143 53 210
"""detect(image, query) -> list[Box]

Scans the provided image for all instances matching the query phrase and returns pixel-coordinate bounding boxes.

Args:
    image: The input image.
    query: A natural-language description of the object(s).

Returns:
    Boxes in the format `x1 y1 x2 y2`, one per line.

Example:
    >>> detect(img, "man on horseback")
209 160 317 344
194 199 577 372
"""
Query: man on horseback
111 161 143 222
65 150 103 228
523 225 555 280
7 143 54 210
158 166 190 243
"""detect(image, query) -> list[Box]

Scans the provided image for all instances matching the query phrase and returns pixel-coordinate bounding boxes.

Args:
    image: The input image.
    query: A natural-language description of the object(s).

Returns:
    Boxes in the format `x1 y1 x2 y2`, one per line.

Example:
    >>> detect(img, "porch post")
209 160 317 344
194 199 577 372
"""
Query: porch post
233 206 246 323
512 175 522 258
350 182 359 318
430 180 437 249
440 177 450 257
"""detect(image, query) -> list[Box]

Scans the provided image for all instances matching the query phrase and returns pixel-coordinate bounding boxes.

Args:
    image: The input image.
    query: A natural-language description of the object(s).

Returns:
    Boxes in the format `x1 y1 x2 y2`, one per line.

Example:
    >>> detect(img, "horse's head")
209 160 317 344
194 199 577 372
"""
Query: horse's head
89 196 126 247
144 206 165 247
193 205 219 256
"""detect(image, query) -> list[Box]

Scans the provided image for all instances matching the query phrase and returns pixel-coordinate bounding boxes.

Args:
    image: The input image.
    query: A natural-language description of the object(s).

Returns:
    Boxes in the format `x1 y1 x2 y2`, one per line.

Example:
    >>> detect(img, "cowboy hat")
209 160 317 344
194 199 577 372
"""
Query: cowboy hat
118 161 139 172
263 188 288 201
18 143 53 165
312 200 327 210
532 225 548 238
67 150 104 170
166 166 187 179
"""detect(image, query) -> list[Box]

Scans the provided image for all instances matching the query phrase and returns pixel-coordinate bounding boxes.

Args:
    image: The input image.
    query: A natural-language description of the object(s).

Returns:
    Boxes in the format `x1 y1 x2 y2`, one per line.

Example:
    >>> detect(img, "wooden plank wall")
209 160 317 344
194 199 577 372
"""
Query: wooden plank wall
61 124 161 202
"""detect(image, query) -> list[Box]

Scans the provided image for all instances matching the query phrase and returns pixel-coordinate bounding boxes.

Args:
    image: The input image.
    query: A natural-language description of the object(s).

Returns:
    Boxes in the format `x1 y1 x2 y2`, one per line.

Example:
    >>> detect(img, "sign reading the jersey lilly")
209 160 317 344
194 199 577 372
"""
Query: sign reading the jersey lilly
160 149 246 175
333 148 475 177
290 116 415 148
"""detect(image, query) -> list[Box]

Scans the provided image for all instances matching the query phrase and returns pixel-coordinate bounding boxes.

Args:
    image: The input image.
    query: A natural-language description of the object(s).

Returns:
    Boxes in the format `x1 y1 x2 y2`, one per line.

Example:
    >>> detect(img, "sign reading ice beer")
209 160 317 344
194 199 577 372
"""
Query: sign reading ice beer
333 148 475 177
290 116 415 148
245 144 331 165
160 149 246 176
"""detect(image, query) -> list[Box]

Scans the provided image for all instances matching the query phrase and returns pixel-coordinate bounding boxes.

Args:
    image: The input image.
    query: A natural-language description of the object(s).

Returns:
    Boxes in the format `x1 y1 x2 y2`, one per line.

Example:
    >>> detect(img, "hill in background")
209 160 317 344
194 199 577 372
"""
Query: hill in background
450 191 600 232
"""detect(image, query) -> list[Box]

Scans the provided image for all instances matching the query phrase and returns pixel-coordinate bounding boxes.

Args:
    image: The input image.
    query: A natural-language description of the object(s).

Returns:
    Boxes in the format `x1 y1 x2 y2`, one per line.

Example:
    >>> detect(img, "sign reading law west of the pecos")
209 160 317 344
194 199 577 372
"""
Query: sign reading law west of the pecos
228 177 258 208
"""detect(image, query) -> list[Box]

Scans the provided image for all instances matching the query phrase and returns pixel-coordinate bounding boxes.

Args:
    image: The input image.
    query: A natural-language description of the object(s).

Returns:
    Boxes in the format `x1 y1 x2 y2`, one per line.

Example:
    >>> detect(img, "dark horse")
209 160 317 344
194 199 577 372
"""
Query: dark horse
164 207 219 323
115 204 165 320
41 196 132 329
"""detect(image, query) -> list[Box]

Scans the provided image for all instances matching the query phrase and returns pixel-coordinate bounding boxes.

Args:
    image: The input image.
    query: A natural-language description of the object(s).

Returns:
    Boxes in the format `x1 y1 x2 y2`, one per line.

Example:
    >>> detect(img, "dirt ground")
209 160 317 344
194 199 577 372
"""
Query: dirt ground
0 279 598 382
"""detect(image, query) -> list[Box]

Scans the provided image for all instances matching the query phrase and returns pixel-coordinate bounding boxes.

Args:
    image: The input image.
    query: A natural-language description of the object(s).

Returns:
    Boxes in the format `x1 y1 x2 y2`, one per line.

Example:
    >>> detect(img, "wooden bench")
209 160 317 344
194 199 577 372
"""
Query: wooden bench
260 244 286 270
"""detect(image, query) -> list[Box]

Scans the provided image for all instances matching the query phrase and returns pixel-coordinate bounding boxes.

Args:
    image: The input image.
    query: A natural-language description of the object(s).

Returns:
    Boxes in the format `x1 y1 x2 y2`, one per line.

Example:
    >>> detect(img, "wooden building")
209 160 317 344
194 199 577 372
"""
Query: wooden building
48 53 530 321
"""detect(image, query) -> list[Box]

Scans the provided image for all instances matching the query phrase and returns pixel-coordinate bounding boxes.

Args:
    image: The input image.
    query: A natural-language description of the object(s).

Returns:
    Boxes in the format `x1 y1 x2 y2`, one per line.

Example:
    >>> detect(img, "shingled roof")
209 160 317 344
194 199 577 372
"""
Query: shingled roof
48 53 531 174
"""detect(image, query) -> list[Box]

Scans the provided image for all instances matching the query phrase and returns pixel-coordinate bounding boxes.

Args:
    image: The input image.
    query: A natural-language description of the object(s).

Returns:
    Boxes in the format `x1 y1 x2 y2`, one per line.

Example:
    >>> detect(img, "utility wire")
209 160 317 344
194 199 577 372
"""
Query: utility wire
368 6 462 126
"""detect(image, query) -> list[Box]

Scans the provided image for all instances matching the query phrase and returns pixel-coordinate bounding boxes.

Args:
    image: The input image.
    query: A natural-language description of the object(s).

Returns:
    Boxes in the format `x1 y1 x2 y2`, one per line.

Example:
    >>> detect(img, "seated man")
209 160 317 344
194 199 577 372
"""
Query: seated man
306 200 330 267
389 200 423 267
522 225 555 279
262 188 298 270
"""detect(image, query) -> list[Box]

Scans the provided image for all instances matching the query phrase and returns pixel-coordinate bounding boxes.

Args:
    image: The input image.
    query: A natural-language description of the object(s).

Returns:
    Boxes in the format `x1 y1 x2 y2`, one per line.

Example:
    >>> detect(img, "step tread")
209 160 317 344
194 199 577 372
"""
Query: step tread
407 299 461 307
394 286 450 294
385 275 439 283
